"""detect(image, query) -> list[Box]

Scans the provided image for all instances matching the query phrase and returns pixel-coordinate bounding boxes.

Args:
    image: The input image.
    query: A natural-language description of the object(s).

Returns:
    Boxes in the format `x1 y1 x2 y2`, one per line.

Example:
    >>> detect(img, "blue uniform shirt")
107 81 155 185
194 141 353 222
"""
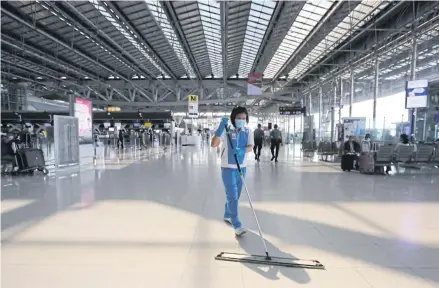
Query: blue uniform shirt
217 125 254 169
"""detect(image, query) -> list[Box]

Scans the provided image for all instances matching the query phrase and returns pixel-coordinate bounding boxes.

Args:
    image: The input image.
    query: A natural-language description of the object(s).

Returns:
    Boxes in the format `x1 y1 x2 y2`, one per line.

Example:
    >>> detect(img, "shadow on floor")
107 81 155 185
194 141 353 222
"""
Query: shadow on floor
237 231 311 284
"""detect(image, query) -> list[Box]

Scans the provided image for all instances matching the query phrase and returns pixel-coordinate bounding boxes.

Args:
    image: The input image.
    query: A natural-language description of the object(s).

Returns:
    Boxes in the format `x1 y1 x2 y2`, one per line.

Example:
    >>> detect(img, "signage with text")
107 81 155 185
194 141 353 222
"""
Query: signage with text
188 95 199 118
248 73 263 95
406 80 428 108
279 106 306 116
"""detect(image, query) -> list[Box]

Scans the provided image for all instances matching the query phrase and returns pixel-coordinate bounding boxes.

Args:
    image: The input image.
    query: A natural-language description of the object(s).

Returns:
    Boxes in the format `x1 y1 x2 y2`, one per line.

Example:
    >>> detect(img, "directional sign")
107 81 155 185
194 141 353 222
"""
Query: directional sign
188 95 199 118
406 80 428 108
279 106 306 116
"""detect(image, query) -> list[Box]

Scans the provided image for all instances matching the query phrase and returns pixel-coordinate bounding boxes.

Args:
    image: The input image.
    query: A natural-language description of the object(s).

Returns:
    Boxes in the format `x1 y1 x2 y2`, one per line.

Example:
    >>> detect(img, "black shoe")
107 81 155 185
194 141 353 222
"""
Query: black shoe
271 156 275 161
275 159 278 163
255 155 258 160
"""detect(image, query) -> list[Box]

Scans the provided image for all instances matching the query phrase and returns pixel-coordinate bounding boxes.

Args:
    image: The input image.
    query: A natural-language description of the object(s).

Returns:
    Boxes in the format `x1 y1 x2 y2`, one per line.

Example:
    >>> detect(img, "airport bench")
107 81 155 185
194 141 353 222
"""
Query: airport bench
374 144 395 169
433 147 439 166
412 145 435 164
302 141 317 158
394 145 415 164
317 141 337 161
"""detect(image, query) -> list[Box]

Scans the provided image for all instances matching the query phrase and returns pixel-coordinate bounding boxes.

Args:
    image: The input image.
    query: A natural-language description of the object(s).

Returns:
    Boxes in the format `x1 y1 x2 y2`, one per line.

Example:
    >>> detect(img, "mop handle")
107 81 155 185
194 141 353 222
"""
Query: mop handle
223 124 271 259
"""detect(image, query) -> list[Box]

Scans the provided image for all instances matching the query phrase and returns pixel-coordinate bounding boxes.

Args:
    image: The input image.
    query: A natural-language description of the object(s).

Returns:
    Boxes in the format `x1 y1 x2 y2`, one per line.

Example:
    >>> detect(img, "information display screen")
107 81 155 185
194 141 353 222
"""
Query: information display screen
74 97 93 144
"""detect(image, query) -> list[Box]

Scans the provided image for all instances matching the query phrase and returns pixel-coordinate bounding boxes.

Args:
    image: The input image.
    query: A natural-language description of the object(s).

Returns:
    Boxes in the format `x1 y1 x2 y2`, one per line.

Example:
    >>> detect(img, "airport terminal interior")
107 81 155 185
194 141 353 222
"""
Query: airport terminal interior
1 1 439 287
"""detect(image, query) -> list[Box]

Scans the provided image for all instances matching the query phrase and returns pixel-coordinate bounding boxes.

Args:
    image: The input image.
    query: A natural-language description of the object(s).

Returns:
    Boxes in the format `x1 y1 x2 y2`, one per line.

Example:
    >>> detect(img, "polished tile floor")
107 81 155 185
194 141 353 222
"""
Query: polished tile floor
2 145 439 288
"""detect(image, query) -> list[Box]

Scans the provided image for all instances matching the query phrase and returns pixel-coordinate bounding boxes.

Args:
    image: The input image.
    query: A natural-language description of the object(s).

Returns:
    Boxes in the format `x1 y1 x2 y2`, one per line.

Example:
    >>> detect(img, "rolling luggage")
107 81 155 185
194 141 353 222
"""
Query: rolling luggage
359 152 375 174
341 153 356 171
16 148 47 173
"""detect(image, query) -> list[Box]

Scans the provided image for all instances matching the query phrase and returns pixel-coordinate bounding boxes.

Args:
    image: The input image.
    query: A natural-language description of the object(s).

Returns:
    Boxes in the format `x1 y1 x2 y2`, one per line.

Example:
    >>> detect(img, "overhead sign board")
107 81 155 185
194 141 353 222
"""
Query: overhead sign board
279 106 306 116
107 106 121 112
406 80 428 108
188 95 199 118
248 73 263 95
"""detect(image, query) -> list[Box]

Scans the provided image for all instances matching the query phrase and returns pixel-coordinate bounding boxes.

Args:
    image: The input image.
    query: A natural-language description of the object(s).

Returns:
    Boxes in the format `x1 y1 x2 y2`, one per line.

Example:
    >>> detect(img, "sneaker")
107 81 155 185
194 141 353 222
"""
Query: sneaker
224 218 232 225
235 227 248 236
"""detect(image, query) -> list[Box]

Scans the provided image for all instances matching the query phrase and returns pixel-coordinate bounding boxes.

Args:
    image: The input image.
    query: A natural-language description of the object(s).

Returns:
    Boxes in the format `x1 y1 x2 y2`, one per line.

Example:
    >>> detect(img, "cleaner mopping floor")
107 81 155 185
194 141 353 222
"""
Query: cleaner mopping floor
211 106 324 269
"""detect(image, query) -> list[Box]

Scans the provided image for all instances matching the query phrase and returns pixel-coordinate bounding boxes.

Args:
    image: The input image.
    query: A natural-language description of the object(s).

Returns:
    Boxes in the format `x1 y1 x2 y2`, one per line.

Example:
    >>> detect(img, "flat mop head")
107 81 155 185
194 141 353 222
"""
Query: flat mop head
215 252 324 269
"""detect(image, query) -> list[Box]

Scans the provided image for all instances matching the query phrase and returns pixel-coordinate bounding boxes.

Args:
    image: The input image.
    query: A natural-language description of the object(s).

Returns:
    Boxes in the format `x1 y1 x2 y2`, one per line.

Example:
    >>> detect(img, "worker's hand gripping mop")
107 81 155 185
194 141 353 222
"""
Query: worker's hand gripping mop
215 124 324 269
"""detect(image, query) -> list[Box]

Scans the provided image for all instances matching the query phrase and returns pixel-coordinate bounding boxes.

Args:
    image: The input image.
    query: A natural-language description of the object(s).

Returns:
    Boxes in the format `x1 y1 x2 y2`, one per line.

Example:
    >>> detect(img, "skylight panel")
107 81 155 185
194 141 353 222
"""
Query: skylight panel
263 1 332 78
238 0 276 77
147 1 196 78
288 0 390 80
198 1 222 77
90 0 169 77
37 1 133 74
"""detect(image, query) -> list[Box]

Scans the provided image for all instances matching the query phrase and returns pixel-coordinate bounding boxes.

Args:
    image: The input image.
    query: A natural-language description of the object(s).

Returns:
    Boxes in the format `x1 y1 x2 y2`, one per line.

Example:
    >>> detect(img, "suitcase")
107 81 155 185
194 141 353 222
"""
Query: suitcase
341 153 356 171
16 148 46 171
359 152 375 174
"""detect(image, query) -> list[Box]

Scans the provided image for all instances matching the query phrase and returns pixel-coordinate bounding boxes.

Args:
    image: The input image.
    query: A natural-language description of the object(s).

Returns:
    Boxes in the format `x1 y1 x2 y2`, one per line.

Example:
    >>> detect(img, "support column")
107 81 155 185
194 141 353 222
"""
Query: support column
330 82 336 143
373 58 379 130
69 93 75 116
318 86 323 140
339 78 343 123
349 70 354 117
409 4 418 137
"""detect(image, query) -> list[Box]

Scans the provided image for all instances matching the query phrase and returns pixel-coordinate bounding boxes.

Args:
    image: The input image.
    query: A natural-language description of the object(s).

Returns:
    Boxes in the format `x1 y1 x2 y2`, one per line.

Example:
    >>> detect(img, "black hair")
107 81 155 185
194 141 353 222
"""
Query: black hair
400 133 409 144
230 106 249 128
257 123 262 128
365 133 371 139
274 124 278 129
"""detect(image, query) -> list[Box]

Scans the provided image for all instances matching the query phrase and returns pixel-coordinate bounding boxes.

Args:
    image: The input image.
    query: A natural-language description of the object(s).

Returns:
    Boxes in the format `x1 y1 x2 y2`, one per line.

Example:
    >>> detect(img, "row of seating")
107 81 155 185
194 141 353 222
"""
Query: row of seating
375 144 439 168
302 141 338 160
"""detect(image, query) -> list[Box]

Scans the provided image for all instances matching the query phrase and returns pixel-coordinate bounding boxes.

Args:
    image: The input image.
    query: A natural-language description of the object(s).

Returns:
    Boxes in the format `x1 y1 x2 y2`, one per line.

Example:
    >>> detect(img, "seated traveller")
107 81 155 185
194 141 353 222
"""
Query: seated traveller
1 133 18 166
361 133 372 152
343 136 361 170
386 133 411 173
344 135 361 154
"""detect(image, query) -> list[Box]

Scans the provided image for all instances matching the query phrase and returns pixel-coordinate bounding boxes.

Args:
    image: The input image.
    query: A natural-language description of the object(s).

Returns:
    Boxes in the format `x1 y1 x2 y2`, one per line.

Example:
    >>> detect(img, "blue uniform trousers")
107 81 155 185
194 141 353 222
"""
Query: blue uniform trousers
221 167 246 229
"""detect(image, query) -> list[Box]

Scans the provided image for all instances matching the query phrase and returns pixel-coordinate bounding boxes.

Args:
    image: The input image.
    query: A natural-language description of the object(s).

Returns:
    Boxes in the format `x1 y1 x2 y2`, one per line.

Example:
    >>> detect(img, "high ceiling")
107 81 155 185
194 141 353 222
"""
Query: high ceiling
1 1 439 113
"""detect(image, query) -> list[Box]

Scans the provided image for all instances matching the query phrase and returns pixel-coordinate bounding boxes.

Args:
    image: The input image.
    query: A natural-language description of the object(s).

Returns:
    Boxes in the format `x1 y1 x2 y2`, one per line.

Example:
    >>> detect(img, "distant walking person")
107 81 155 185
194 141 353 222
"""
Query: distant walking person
270 124 282 162
253 124 264 161
117 129 124 149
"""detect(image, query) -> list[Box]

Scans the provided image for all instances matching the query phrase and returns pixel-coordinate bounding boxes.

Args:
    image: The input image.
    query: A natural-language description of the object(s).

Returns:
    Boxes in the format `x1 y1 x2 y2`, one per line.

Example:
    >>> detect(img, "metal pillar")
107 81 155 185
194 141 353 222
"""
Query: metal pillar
339 78 343 123
69 93 75 116
349 70 354 117
318 86 323 140
409 4 418 137
373 58 379 130
409 37 418 136
330 83 336 143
